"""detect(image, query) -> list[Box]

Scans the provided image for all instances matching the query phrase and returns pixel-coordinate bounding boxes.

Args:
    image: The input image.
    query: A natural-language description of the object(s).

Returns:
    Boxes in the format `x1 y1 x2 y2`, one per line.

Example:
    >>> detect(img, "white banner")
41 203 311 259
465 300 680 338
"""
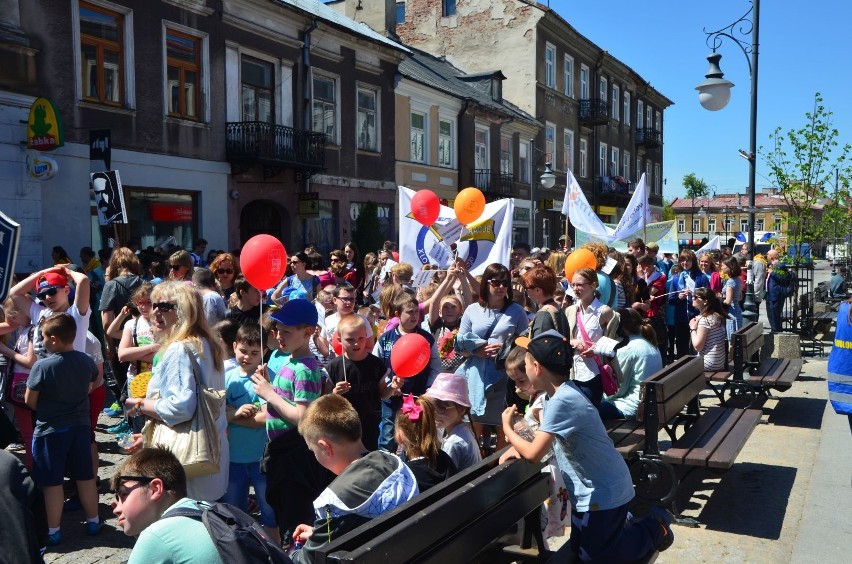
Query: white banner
399 187 513 276
695 235 721 256
562 169 614 241
610 173 650 242
574 220 679 255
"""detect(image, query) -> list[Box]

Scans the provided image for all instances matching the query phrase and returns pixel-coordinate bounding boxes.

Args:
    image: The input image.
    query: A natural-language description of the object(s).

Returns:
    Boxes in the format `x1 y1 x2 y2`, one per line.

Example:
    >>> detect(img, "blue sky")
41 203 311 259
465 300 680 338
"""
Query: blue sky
550 0 852 201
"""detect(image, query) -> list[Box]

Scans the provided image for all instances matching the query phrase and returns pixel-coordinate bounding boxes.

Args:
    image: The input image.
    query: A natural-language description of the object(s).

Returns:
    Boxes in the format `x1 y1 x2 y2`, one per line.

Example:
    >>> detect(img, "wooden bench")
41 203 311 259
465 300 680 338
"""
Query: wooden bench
799 291 837 355
629 356 763 523
732 321 803 400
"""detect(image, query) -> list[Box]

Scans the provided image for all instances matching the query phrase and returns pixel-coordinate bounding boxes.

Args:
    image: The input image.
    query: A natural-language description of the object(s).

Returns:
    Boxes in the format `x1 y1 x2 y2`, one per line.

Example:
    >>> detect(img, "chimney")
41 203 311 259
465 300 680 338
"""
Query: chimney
328 0 399 37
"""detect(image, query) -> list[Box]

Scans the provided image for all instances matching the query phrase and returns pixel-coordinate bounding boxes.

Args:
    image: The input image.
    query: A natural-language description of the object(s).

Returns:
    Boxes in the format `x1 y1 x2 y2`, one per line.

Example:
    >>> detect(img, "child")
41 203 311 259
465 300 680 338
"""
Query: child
501 330 673 561
222 323 278 543
373 294 438 452
424 372 481 471
250 298 335 542
111 447 223 563
395 395 456 492
290 395 418 563
0 298 36 468
327 315 387 451
213 318 240 374
25 313 102 545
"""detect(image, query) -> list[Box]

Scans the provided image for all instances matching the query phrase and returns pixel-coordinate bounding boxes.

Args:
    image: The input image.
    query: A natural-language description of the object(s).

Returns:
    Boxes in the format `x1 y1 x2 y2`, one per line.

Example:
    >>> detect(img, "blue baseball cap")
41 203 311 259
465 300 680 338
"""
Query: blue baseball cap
268 298 318 327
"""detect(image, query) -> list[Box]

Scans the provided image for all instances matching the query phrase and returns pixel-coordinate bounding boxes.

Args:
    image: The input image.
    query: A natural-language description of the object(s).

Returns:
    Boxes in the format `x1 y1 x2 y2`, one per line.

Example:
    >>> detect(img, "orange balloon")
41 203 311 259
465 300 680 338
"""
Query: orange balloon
454 187 486 225
564 249 597 281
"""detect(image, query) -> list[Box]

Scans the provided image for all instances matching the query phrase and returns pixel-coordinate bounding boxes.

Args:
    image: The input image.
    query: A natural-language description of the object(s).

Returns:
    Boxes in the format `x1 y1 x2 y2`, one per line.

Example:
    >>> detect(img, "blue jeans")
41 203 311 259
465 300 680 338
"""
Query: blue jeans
569 503 659 562
379 401 398 452
222 461 277 528
598 400 625 421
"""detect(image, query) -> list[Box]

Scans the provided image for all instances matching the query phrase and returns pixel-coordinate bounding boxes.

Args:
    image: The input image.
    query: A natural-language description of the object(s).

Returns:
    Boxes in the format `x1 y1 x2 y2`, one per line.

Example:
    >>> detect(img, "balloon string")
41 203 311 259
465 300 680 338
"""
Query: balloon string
259 297 264 358
342 351 347 383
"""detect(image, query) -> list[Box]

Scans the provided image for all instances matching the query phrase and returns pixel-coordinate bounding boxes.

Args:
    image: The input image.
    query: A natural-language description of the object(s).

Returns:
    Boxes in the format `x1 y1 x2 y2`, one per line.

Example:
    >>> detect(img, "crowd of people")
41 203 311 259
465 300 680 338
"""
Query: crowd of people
0 234 802 562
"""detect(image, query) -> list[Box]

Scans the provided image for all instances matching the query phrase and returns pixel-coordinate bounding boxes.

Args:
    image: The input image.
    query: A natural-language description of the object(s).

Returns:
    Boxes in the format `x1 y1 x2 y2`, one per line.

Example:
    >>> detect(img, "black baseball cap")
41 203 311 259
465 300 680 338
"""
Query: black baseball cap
514 330 572 374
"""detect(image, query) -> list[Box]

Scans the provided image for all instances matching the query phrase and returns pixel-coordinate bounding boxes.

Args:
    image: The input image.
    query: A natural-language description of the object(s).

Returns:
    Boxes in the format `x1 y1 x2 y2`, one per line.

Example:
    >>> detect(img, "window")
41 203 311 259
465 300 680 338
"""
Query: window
637 100 644 128
166 29 201 120
740 219 749 232
598 76 607 101
623 91 631 126
474 127 489 174
79 1 125 105
442 0 457 17
563 55 574 97
545 43 556 89
709 219 717 233
519 141 529 183
646 105 653 131
655 110 661 131
610 147 619 176
395 2 405 24
545 122 556 163
726 217 735 232
611 85 620 121
241 55 274 122
579 138 588 178
438 119 453 167
654 164 661 194
599 142 607 177
756 218 765 231
580 64 589 98
410 111 426 162
636 156 642 179
563 129 574 172
693 219 701 233
356 87 378 152
646 159 652 184
678 219 685 233
774 217 782 232
500 136 512 175
623 151 630 178
312 74 337 143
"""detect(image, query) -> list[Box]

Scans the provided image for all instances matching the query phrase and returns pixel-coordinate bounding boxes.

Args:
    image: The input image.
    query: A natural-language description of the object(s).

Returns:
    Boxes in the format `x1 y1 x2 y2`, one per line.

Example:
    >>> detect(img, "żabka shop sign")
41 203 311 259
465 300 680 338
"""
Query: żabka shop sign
27 97 64 151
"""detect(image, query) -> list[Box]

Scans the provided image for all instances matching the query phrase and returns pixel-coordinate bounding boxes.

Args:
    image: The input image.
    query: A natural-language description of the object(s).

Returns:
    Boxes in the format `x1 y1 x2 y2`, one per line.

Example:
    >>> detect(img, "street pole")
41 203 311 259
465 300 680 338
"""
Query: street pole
833 167 839 275
529 138 536 248
741 0 760 323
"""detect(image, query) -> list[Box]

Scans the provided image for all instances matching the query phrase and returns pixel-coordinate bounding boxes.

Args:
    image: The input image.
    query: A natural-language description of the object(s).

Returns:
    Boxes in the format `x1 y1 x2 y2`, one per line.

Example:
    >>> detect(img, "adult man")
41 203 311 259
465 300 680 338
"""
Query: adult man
190 239 208 267
558 235 572 253
627 238 646 257
512 243 531 270
765 249 791 333
830 267 849 299
751 255 767 306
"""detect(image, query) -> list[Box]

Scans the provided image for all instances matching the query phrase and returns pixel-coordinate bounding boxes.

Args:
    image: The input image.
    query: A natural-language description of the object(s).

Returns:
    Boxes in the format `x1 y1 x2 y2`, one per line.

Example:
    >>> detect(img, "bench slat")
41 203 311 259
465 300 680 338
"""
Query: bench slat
662 407 762 469
750 358 803 391
662 407 728 465
606 419 645 459
707 409 762 469
704 370 732 383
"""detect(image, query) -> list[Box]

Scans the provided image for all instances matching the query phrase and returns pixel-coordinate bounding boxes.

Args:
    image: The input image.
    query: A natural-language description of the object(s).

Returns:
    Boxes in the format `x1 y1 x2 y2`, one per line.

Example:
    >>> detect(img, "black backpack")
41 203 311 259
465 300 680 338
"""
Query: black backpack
165 501 293 564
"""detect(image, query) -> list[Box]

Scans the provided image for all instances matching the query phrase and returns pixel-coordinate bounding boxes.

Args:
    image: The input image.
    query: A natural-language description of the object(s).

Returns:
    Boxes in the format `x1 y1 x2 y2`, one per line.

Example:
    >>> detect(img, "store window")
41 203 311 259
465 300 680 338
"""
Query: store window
113 189 198 253
302 200 338 258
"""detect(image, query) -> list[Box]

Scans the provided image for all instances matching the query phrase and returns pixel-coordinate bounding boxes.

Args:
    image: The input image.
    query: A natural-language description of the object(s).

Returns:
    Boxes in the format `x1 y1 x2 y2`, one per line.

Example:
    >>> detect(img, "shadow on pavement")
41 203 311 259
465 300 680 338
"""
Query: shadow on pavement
677 462 797 539
767 396 827 430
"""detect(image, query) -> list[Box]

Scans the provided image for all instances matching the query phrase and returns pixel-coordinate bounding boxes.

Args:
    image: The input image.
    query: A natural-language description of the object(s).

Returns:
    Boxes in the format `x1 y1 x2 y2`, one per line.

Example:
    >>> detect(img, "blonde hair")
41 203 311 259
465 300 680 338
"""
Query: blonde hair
337 314 369 337
580 242 609 270
299 394 361 445
150 281 224 371
390 262 414 283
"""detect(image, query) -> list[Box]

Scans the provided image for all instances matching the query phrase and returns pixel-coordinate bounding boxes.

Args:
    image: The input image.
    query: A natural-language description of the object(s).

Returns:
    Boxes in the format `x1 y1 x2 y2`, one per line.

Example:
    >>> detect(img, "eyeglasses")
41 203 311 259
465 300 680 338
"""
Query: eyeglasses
152 302 177 312
571 282 589 288
112 476 155 503
216 268 233 275
36 287 59 300
434 400 457 412
289 260 301 265
169 264 183 270
135 300 152 308
336 296 355 303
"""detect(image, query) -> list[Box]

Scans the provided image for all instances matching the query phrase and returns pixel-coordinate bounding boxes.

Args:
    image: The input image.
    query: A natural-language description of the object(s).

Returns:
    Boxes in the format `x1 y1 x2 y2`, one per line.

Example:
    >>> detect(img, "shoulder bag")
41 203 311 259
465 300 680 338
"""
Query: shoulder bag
575 309 618 396
144 342 225 478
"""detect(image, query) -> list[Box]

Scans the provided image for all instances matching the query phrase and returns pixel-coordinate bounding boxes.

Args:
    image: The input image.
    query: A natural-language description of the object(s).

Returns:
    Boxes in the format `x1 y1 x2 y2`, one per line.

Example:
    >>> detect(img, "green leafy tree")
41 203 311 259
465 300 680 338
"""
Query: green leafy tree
762 92 852 260
352 201 386 259
682 173 710 199
662 198 676 221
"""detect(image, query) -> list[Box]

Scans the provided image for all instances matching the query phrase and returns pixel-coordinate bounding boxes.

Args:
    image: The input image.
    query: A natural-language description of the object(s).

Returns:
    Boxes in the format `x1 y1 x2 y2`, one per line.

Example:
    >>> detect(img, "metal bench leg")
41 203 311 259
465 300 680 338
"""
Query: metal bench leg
669 466 701 528
521 511 546 553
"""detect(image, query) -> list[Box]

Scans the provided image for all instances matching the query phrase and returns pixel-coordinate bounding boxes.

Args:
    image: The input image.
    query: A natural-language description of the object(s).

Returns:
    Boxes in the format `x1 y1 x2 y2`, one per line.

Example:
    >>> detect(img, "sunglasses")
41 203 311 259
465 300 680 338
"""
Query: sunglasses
36 287 59 300
488 279 510 287
216 268 234 275
169 264 183 270
112 476 155 503
434 400 457 412
152 302 177 312
135 300 152 307
336 296 355 303
289 260 301 265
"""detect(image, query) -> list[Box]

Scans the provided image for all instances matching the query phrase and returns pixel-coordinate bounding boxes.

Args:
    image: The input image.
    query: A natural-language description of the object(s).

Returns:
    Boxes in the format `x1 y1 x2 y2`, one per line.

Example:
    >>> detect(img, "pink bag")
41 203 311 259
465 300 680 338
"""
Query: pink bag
575 310 618 396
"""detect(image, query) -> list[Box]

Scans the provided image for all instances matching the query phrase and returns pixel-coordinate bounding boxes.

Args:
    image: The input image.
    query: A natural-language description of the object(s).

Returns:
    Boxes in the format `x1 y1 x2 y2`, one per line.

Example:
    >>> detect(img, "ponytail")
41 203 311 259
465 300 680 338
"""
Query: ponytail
395 396 441 468
640 319 659 345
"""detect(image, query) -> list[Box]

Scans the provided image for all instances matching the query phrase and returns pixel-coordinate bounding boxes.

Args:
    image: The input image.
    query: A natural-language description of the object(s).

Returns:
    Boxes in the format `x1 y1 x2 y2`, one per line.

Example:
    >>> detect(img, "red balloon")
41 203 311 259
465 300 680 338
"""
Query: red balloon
240 235 287 290
331 332 343 356
411 190 441 226
390 333 431 379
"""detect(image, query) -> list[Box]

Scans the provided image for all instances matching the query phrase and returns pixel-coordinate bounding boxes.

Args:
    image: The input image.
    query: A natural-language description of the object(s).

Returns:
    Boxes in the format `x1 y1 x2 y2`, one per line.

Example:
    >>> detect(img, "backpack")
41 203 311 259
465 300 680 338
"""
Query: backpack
164 501 293 564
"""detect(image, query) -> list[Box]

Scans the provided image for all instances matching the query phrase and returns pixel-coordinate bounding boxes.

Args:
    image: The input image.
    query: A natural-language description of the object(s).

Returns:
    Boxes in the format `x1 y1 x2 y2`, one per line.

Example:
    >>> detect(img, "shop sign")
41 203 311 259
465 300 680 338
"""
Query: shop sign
149 203 193 222
298 192 320 218
27 97 64 151
26 152 59 181
350 202 391 221
514 207 530 222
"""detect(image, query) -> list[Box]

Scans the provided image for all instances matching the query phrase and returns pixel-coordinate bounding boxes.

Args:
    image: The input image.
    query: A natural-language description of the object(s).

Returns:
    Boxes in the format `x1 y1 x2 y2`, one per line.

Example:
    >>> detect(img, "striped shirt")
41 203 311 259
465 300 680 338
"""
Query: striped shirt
265 355 322 440
698 314 727 370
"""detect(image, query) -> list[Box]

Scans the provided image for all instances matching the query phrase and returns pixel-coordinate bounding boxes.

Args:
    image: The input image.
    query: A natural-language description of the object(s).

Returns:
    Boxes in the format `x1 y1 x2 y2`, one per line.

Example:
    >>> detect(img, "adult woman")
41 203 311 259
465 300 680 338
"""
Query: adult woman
671 250 710 359
607 250 629 308
51 246 72 265
209 252 241 303
689 287 728 370
455 263 528 450
319 249 357 287
522 265 569 338
621 253 640 306
544 251 567 279
344 242 364 294
599 308 662 420
272 252 320 304
720 256 743 333
566 268 617 407
361 252 380 303
168 250 194 282
828 298 852 433
124 281 229 501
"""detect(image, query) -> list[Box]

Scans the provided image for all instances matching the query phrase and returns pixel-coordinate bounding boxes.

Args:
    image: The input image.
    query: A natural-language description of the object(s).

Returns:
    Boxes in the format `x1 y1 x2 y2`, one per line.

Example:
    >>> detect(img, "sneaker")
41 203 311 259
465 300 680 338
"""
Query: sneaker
86 519 103 536
648 506 674 552
5 442 24 451
46 530 62 546
103 403 123 417
106 420 131 434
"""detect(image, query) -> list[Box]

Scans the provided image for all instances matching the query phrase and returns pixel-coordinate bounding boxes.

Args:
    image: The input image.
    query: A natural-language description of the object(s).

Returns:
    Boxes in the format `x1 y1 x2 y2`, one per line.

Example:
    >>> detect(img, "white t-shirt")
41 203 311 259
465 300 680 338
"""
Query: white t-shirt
29 302 91 358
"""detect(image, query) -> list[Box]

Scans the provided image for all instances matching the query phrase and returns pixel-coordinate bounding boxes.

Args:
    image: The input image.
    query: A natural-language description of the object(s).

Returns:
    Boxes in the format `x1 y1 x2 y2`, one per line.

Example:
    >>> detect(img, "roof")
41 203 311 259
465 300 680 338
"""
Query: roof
398 46 539 126
277 0 408 53
671 193 795 210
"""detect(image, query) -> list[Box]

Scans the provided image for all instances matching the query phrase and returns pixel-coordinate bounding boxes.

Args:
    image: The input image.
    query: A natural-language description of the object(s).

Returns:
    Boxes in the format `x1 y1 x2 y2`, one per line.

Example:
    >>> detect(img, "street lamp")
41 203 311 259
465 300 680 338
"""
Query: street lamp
529 137 557 248
697 0 760 322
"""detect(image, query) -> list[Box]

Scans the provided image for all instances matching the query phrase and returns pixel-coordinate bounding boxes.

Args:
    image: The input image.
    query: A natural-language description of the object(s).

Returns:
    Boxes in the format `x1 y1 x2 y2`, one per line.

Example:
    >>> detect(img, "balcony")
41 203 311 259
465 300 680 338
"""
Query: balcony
578 99 609 126
226 121 326 179
634 128 662 148
471 169 516 200
599 175 632 194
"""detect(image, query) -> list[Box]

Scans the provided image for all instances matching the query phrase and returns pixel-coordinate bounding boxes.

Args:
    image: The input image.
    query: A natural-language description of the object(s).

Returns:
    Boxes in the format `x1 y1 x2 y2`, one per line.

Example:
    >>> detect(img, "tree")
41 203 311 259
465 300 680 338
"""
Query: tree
762 92 852 259
352 201 386 259
662 198 676 221
682 173 710 199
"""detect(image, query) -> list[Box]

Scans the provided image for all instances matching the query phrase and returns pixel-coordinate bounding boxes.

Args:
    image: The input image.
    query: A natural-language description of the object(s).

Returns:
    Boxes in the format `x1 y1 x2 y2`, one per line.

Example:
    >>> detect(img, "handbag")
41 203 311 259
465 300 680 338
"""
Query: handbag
144 343 225 478
575 309 618 396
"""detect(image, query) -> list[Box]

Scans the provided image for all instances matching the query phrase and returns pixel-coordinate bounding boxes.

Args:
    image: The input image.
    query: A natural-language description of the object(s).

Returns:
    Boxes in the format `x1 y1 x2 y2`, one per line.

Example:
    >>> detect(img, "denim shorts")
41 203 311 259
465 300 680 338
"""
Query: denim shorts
222 461 277 528
32 425 94 486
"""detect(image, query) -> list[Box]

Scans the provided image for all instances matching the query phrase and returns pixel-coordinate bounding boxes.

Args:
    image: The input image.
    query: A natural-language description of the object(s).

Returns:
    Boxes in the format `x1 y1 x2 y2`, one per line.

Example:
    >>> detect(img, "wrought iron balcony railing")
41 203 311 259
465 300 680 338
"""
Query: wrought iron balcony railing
226 121 326 171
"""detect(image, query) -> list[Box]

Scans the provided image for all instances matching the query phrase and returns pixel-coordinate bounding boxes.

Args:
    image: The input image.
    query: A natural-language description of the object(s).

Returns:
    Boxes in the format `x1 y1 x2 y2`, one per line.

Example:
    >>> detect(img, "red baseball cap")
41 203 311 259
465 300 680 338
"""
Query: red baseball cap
35 272 68 292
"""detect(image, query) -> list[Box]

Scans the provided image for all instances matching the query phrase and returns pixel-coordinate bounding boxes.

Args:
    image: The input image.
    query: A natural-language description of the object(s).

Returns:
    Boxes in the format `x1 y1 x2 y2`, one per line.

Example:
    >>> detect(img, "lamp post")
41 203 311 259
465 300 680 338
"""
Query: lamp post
696 0 760 322
528 138 557 248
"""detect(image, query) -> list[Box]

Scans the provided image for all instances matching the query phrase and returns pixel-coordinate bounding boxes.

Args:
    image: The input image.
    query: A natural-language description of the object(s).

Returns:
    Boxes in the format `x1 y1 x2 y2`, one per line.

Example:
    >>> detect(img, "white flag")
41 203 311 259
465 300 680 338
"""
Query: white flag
562 169 614 240
695 235 721 256
610 173 650 242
